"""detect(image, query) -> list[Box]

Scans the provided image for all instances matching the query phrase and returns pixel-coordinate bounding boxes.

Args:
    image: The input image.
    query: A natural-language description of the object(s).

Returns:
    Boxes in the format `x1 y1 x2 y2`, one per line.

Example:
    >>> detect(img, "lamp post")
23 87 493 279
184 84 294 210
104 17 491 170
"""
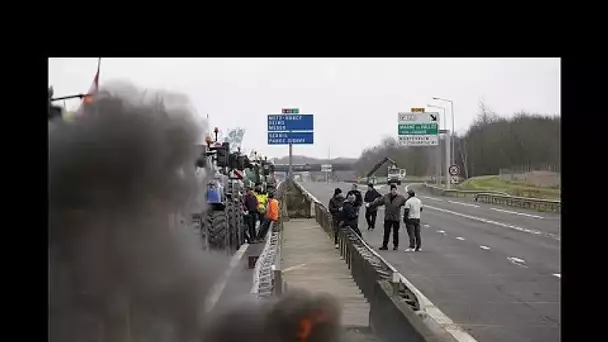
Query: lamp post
433 97 455 165
427 104 446 186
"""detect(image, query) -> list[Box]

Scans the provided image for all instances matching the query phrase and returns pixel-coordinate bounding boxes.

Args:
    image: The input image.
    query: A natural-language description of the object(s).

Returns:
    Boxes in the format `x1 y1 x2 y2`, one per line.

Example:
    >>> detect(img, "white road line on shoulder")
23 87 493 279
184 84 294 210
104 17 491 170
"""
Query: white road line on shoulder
490 207 544 219
422 196 444 202
553 273 561 279
448 200 480 208
424 204 560 241
480 245 490 250
204 243 249 313
507 256 528 268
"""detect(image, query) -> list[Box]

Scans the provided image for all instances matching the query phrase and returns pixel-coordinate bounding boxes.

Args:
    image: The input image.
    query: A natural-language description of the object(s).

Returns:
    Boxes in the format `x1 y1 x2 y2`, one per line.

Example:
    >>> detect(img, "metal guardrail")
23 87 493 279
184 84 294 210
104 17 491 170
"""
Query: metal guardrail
421 182 560 213
251 181 286 298
251 225 281 298
474 193 561 213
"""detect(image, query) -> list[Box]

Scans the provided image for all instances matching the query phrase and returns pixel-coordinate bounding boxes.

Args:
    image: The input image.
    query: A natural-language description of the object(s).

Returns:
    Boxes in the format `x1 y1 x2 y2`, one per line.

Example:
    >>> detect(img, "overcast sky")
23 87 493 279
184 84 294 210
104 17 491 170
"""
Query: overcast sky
48 58 560 159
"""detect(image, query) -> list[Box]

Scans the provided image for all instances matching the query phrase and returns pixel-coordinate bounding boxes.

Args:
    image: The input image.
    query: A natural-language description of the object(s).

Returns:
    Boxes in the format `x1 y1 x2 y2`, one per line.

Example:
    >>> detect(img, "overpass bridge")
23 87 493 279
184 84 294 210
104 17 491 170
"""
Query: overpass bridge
272 163 355 172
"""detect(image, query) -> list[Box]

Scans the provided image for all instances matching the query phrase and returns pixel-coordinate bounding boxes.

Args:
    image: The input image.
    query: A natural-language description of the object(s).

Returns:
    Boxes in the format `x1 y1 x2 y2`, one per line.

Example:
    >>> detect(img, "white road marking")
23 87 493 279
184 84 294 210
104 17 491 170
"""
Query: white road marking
553 273 561 279
423 224 430 228
490 207 544 219
456 237 465 241
437 230 446 234
448 200 480 208
423 205 560 241
422 196 444 202
480 245 490 250
507 257 528 268
204 243 249 313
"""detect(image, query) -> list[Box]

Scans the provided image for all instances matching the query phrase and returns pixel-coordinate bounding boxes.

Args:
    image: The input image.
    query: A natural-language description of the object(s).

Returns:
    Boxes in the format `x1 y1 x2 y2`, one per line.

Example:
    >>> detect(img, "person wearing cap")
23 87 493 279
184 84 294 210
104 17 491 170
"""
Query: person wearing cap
363 182 382 231
346 183 363 218
328 188 345 248
403 189 423 252
341 193 362 237
366 184 407 250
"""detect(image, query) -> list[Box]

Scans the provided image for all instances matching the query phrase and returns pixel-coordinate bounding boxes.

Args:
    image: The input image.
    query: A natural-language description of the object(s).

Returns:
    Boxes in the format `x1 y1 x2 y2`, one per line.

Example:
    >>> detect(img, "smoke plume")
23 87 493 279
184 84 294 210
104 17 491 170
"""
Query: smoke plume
49 83 226 342
49 82 348 342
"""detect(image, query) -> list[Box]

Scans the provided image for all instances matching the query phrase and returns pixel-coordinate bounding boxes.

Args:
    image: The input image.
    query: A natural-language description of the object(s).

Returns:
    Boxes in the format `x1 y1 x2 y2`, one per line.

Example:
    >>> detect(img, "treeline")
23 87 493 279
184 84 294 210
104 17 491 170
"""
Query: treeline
354 102 560 178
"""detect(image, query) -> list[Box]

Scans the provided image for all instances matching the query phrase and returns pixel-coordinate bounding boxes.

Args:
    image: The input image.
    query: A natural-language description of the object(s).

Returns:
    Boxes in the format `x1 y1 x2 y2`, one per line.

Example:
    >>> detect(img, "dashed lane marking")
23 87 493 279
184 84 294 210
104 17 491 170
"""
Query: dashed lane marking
422 196 444 202
480 245 491 250
507 256 528 268
448 200 480 208
456 237 465 241
490 207 544 219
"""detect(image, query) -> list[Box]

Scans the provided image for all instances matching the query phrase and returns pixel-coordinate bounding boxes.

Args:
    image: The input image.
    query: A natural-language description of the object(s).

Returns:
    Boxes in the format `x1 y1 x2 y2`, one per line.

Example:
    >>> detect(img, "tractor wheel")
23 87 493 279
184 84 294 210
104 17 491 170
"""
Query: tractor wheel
207 210 227 250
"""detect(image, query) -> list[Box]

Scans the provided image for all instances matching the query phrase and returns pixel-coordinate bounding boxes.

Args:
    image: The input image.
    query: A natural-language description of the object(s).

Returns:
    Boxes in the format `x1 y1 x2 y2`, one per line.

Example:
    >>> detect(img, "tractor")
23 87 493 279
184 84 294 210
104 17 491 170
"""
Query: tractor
195 127 251 253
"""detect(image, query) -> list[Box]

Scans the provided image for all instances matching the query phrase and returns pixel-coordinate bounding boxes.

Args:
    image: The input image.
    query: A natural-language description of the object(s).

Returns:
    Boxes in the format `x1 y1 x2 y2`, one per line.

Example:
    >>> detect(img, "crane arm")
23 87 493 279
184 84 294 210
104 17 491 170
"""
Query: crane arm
366 156 398 178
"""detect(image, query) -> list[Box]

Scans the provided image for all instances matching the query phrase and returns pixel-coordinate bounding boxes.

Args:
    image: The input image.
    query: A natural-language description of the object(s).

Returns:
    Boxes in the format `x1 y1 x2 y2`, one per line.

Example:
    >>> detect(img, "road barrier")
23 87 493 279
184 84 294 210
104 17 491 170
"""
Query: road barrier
421 183 560 213
474 193 561 213
294 181 464 342
251 181 286 298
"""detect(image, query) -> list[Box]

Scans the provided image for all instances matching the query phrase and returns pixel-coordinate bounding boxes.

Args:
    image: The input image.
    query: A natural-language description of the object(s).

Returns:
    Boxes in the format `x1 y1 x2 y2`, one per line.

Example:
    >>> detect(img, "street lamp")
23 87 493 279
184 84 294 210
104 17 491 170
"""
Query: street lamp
427 104 446 130
427 104 446 186
432 97 455 164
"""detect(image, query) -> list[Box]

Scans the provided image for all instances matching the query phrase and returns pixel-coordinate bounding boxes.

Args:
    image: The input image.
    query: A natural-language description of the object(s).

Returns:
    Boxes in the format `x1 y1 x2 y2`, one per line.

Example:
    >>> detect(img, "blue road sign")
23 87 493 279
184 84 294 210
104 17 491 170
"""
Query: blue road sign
268 132 314 145
267 114 314 132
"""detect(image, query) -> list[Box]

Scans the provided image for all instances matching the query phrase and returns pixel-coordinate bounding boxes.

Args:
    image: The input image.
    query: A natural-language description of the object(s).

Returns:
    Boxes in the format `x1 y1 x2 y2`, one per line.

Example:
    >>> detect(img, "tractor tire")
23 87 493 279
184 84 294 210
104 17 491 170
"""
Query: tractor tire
206 210 227 250
227 200 237 251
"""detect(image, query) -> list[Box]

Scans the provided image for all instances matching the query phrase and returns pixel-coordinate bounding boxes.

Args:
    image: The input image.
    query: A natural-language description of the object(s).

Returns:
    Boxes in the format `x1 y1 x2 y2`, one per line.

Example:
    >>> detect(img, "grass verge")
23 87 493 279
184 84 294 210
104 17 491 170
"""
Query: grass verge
458 175 560 200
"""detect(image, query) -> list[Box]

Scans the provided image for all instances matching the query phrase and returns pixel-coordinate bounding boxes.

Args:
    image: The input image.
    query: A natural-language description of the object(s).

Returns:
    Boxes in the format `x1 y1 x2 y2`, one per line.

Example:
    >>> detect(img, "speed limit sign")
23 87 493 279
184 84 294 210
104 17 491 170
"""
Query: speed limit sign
449 164 460 176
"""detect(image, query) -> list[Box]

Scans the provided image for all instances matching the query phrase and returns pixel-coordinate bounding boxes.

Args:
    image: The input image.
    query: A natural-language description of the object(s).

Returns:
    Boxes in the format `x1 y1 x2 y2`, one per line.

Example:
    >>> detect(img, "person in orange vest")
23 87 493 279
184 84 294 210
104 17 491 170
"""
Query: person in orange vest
257 192 279 240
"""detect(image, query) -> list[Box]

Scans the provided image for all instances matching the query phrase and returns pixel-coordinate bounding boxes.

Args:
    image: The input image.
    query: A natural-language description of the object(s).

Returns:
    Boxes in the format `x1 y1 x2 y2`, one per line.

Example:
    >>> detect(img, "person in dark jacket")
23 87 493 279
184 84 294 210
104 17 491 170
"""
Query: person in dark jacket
363 183 382 231
341 194 362 237
346 184 363 218
328 188 345 248
366 184 407 250
243 187 259 243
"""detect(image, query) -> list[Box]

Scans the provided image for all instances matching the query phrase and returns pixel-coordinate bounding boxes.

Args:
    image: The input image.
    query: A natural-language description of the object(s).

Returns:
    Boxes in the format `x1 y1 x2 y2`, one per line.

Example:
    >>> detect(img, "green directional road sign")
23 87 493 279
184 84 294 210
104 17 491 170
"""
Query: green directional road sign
398 123 439 135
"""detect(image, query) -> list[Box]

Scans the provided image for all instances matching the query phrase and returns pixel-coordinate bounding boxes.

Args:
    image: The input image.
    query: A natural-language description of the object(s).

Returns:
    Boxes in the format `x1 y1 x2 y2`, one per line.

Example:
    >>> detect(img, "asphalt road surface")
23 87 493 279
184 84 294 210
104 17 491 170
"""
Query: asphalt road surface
301 181 560 342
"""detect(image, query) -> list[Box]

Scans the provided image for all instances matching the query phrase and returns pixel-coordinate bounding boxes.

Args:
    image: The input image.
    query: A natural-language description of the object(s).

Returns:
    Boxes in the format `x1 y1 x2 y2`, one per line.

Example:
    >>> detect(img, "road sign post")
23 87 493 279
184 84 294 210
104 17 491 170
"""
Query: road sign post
445 130 451 189
267 108 314 183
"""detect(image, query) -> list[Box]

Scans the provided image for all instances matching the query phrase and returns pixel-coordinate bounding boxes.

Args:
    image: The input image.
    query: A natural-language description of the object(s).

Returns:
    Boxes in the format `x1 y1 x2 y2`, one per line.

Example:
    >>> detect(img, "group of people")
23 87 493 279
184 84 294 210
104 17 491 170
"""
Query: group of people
243 186 280 244
328 183 424 252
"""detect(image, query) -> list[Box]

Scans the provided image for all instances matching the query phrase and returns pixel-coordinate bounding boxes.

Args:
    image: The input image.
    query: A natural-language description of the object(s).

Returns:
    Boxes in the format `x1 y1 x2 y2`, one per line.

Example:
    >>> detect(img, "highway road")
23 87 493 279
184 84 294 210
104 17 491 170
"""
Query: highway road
300 181 560 342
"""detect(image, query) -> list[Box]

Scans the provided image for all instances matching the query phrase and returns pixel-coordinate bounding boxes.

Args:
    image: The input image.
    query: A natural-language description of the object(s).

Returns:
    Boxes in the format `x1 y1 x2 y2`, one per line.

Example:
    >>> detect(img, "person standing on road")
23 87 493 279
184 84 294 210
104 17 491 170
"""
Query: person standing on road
258 192 279 240
346 183 363 218
403 189 423 252
243 187 259 244
341 194 362 237
366 184 407 250
363 183 382 231
328 188 345 248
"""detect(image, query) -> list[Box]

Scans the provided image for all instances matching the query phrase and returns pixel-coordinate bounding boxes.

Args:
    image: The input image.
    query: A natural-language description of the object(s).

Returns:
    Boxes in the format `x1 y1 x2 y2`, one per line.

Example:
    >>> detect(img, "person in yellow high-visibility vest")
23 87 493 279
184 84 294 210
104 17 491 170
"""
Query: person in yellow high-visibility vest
254 186 268 241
